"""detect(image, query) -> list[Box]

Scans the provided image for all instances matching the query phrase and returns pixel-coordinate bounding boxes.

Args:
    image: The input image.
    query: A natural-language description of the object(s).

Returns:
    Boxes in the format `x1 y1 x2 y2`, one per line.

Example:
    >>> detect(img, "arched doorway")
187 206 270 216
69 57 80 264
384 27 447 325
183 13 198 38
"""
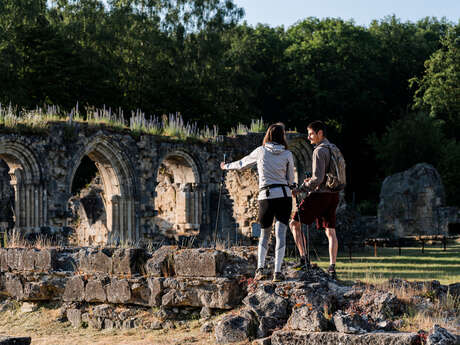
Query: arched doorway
0 139 45 233
0 159 14 232
154 151 202 238
67 136 138 245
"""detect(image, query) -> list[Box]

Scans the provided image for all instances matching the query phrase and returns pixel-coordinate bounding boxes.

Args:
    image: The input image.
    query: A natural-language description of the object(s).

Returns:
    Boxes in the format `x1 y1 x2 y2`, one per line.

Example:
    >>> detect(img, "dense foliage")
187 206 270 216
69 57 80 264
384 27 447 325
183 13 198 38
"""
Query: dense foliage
0 0 458 207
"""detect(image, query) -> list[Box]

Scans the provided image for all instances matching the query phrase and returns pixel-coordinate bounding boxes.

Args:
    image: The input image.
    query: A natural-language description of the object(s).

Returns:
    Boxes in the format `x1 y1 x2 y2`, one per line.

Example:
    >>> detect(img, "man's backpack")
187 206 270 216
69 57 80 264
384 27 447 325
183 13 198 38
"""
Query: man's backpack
323 143 346 192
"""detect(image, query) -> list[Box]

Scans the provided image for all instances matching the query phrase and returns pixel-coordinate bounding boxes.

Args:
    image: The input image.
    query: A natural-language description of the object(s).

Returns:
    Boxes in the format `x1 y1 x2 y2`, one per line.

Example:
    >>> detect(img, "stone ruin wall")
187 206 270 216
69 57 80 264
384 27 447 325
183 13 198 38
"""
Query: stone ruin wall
378 163 460 237
224 169 259 238
0 123 312 246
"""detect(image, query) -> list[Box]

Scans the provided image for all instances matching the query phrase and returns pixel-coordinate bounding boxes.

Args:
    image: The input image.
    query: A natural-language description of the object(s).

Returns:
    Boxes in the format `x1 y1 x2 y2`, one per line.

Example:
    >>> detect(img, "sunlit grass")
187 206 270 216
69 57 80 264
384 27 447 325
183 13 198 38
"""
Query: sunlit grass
297 242 460 285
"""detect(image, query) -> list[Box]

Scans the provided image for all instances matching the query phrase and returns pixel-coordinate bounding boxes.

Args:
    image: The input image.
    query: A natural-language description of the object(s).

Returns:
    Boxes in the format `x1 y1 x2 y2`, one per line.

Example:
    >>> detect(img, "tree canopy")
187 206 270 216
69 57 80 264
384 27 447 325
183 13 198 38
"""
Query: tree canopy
0 1 458 207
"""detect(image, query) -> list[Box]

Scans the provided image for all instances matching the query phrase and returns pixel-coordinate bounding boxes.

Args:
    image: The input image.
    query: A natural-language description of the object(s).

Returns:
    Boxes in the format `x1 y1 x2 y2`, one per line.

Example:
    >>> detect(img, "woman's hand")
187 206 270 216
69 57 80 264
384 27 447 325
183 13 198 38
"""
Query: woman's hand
220 162 226 170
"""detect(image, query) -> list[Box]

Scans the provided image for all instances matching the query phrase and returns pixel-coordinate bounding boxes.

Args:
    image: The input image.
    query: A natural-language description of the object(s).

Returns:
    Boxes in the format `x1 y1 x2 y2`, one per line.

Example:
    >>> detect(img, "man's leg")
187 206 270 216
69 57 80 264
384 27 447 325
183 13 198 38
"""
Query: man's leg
289 220 306 257
325 228 338 264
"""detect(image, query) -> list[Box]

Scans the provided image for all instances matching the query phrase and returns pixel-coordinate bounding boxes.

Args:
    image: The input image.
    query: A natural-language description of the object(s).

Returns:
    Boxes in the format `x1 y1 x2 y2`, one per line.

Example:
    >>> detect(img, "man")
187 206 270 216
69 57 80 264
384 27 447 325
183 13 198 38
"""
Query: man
290 121 339 278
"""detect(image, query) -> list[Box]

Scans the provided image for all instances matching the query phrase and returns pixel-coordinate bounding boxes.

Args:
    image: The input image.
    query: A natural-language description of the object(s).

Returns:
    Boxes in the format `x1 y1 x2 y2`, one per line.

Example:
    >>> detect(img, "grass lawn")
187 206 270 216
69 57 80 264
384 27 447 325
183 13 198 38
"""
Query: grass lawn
292 241 460 285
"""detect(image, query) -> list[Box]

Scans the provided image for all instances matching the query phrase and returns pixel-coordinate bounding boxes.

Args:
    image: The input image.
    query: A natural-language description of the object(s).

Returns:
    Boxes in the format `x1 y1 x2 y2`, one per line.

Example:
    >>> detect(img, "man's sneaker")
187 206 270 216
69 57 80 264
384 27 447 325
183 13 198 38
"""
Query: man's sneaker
292 256 311 270
327 265 337 279
254 268 267 281
272 272 285 282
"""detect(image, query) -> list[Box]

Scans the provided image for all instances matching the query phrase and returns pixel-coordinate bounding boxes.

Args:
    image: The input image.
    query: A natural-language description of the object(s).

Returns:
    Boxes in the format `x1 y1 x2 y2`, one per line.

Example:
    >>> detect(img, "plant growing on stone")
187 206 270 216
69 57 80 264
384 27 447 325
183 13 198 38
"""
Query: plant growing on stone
129 111 163 136
86 106 126 130
249 117 267 133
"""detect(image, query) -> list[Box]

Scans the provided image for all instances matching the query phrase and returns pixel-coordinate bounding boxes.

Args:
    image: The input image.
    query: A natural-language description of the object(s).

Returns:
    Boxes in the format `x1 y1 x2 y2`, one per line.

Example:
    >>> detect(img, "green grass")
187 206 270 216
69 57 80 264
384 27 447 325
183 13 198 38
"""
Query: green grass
293 241 460 285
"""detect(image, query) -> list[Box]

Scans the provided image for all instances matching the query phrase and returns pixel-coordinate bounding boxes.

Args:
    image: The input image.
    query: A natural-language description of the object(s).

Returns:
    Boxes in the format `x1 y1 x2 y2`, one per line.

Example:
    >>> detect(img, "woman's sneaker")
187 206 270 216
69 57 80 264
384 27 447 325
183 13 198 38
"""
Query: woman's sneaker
272 272 285 282
254 268 267 281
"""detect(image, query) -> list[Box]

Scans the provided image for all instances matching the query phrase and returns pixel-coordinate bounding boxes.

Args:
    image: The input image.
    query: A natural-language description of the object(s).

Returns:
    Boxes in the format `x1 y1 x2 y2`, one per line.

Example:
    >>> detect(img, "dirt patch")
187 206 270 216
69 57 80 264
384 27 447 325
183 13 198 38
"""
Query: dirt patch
0 305 237 345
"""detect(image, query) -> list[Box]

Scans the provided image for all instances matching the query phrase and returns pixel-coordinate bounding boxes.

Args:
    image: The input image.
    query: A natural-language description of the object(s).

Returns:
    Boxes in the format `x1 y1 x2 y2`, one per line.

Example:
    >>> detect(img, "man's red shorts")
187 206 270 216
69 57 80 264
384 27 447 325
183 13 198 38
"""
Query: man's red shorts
292 192 339 229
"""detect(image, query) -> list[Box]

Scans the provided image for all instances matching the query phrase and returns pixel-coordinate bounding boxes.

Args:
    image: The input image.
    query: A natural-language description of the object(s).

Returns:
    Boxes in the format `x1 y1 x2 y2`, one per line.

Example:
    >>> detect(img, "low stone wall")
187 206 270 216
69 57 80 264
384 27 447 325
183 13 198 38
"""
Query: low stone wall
0 246 256 309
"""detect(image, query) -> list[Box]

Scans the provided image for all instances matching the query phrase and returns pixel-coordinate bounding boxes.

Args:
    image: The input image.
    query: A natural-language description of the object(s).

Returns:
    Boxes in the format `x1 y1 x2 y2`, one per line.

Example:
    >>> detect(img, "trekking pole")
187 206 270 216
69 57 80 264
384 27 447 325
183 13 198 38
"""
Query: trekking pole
214 153 226 247
292 183 308 267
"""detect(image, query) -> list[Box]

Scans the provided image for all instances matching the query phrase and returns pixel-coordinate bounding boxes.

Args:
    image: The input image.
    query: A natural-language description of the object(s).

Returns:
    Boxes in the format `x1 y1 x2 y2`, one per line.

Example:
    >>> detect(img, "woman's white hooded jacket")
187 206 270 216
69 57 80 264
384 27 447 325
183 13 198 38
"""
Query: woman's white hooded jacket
223 142 295 200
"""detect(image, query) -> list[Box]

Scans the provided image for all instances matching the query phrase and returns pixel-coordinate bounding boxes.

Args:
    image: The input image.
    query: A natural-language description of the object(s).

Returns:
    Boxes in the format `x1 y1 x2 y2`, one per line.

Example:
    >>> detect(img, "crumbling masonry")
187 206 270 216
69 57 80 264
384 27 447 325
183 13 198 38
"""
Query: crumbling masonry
0 123 312 245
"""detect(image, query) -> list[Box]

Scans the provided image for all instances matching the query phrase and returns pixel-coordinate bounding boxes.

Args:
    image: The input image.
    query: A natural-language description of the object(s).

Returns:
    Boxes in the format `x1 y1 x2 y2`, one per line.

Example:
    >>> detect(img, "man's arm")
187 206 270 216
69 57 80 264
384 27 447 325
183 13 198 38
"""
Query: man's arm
301 147 327 192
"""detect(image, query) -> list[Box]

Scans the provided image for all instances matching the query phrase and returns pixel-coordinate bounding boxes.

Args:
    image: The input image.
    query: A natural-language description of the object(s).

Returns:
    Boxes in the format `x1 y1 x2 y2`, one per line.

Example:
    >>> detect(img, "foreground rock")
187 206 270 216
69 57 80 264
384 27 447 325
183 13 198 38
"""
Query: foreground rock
427 324 457 345
215 313 258 344
271 330 420 345
0 337 31 345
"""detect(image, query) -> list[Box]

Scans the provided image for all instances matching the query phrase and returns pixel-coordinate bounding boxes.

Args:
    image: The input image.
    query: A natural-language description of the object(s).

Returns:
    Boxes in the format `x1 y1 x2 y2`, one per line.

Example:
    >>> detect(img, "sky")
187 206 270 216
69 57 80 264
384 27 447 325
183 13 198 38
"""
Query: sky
232 0 460 28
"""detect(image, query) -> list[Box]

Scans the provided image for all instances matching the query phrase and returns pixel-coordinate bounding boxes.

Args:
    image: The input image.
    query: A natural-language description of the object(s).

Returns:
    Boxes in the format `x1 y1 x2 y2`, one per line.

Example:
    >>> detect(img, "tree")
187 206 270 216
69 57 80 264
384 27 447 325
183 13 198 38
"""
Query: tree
369 112 444 176
411 24 460 138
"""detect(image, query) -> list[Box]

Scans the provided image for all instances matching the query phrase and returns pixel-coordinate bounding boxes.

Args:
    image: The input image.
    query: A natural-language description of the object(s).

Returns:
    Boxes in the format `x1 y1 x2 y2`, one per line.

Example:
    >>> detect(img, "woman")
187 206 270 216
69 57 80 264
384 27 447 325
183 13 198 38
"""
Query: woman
220 123 294 282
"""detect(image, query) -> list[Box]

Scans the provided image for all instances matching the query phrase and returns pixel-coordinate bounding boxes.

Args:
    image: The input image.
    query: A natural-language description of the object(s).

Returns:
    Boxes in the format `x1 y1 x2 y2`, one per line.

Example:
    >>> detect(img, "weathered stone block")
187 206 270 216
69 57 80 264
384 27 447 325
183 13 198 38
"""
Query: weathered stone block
63 275 86 302
288 305 328 332
174 249 226 277
23 249 37 271
147 277 163 307
85 278 108 303
78 248 113 274
215 314 257 344
257 316 283 338
20 302 38 313
34 249 58 271
112 248 145 276
89 316 104 330
22 282 52 301
0 249 8 272
358 290 400 321
92 304 113 319
5 273 23 299
333 310 370 334
129 278 150 306
222 246 257 277
243 284 289 319
7 248 26 271
271 331 420 345
67 308 82 328
107 278 131 303
161 277 242 309
378 163 445 237
427 324 457 345
144 246 176 277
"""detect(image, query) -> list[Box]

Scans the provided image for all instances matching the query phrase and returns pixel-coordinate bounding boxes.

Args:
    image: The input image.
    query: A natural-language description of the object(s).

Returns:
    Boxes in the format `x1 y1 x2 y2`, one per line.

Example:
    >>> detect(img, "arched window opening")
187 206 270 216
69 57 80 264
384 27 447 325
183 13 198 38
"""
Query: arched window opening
0 159 14 233
68 156 107 246
154 153 201 239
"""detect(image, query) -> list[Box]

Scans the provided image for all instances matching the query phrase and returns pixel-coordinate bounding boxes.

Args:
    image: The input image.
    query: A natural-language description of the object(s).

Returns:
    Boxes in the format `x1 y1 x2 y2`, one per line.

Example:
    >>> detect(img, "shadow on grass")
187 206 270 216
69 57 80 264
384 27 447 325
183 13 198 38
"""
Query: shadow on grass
304 243 460 285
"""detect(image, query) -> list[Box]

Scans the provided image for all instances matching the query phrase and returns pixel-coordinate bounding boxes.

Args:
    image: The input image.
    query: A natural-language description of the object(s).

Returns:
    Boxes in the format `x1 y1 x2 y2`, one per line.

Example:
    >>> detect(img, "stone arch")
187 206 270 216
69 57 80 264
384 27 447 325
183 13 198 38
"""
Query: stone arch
289 138 313 184
0 138 45 230
66 135 139 244
154 150 202 237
